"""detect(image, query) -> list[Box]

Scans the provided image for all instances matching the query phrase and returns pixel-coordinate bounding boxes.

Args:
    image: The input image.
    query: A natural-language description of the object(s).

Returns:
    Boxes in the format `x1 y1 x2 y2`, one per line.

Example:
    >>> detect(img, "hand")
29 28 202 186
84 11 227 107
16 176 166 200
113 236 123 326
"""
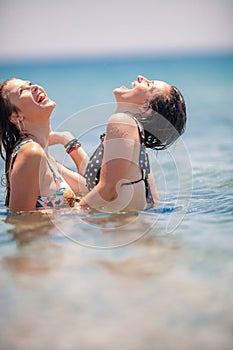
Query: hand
48 131 75 146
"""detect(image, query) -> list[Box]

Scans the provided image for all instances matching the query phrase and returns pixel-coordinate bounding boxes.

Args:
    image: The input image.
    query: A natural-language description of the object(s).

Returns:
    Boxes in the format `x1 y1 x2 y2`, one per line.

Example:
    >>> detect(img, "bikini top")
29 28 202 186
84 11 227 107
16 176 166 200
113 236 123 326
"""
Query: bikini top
84 116 154 207
10 139 75 209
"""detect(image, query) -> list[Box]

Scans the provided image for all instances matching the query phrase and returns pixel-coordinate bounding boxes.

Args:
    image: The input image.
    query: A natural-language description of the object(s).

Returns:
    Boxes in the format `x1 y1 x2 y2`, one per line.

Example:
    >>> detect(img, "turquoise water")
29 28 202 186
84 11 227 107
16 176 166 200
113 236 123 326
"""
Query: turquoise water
0 55 233 349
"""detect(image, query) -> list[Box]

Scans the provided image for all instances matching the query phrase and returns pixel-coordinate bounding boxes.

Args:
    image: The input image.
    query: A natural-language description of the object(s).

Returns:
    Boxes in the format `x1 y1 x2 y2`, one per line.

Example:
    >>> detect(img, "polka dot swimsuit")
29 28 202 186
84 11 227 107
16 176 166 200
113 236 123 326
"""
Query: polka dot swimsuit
84 116 154 207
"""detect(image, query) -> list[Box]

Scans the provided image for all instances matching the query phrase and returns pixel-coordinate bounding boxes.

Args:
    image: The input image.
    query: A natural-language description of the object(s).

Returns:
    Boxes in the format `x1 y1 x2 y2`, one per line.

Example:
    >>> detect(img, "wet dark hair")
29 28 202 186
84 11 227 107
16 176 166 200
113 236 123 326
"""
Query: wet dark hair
135 85 187 150
0 78 21 206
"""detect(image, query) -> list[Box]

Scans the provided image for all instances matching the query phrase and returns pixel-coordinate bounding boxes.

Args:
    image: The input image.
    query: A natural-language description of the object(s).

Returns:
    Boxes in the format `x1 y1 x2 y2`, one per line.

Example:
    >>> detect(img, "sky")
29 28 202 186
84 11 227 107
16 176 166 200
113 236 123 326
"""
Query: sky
1 0 233 62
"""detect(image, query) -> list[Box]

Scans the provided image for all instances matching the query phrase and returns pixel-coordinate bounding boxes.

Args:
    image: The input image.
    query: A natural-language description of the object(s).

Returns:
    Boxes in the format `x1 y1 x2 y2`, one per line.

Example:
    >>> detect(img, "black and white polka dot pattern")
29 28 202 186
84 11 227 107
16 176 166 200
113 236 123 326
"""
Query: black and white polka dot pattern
84 142 103 191
84 118 154 206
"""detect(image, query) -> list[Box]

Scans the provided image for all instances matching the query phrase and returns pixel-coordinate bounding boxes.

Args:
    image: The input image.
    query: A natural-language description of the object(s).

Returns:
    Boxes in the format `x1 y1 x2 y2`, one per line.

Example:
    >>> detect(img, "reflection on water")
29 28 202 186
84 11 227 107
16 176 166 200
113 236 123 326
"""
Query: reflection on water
3 242 63 275
0 170 232 350
54 209 160 248
5 211 55 244
0 206 232 350
2 212 63 275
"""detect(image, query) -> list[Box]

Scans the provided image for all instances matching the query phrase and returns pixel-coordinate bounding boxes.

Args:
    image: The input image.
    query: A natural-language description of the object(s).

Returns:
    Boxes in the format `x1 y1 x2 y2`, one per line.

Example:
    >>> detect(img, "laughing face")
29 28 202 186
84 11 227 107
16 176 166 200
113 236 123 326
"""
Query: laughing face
114 75 171 106
4 78 56 121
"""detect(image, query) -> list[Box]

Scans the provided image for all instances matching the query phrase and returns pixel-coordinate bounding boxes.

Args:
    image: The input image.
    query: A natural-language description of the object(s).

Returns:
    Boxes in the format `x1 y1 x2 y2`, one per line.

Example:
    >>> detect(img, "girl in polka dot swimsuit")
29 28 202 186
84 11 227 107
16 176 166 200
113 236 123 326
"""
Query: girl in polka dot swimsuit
79 75 186 211
84 117 154 208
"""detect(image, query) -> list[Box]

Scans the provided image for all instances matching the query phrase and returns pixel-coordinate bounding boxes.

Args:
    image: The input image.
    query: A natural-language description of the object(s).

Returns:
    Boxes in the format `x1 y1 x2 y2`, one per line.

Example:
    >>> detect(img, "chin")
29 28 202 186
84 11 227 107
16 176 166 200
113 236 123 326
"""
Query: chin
50 100 56 108
42 101 56 118
45 99 56 110
113 89 124 103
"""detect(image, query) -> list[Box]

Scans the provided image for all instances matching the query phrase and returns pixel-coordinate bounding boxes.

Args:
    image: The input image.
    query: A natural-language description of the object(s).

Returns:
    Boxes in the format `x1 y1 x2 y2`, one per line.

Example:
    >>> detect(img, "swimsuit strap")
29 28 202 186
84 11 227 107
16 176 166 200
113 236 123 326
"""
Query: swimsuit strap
121 115 154 205
84 113 154 206
130 115 145 145
46 156 65 190
11 139 62 189
101 115 149 185
10 139 75 209
10 139 34 170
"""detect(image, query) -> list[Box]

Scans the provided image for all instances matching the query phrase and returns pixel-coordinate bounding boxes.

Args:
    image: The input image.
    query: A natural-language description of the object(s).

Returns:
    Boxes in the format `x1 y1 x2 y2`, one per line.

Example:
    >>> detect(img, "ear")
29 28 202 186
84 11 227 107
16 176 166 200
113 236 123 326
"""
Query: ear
9 110 23 125
9 110 18 125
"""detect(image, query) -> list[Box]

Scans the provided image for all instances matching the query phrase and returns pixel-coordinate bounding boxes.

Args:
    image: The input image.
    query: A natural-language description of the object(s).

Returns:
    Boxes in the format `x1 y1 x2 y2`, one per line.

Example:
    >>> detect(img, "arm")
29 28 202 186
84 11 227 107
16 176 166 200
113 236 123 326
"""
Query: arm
147 171 159 203
48 131 89 176
79 113 140 209
56 163 88 195
9 143 44 212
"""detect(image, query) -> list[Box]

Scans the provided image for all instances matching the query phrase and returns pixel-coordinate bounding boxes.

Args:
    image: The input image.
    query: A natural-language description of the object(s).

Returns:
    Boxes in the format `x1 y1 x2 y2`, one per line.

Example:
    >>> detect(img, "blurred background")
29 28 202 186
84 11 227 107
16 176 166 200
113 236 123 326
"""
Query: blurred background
1 0 233 61
1 0 232 130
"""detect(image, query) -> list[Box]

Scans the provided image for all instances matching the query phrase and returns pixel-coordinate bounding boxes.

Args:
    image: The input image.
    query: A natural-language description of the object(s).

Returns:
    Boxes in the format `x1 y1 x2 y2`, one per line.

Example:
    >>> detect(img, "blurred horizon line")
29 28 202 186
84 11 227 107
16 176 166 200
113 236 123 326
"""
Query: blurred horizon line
1 48 233 67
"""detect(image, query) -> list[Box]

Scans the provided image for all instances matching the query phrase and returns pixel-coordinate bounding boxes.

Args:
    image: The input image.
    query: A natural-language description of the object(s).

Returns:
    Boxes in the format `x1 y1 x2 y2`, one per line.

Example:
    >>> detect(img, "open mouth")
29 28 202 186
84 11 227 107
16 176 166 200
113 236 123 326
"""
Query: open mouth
36 90 47 103
121 81 137 90
120 85 131 91
132 80 139 88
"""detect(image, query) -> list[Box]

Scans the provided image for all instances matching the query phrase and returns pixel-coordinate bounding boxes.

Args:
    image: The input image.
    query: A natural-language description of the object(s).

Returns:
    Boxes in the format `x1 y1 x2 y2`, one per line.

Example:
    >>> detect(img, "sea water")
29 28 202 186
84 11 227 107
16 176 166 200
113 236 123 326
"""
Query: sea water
0 54 233 349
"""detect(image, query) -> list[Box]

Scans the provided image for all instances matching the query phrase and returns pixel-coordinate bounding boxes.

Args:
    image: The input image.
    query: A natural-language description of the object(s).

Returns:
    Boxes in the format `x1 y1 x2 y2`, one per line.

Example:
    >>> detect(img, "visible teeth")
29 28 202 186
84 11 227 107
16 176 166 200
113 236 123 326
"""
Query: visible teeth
38 92 45 103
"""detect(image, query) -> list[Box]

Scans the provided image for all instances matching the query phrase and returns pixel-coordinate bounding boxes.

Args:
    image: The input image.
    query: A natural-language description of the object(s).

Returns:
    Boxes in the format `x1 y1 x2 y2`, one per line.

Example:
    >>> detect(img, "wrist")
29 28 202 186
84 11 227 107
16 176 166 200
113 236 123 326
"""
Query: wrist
49 131 75 146
60 137 73 146
59 134 75 146
64 139 81 154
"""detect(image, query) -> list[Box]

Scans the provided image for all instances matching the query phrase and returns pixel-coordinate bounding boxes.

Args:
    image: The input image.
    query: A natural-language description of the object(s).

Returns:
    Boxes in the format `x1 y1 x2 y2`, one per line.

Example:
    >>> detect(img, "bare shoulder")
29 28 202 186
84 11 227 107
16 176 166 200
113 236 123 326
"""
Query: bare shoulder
12 141 45 170
107 113 138 127
18 141 44 157
106 113 139 140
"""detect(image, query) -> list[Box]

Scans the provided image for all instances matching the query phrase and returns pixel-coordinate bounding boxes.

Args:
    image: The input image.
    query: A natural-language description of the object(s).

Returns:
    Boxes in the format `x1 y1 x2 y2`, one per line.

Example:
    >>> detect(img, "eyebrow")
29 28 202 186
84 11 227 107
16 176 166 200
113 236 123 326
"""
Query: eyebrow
17 81 32 94
22 80 32 87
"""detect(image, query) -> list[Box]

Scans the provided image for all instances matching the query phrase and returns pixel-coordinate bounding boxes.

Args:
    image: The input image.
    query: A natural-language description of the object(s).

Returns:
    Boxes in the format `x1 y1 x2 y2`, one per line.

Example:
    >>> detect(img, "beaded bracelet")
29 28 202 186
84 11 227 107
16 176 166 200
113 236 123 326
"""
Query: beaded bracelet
64 139 81 154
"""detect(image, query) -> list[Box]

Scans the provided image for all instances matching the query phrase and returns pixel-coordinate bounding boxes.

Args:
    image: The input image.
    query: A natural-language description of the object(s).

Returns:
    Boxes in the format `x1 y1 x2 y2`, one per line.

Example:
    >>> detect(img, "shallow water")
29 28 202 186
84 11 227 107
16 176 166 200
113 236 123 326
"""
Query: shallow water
0 55 233 349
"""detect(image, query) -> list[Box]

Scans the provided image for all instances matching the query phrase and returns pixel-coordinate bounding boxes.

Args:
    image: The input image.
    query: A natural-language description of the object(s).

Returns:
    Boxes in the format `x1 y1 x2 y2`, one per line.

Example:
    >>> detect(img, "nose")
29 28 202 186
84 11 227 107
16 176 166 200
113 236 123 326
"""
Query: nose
31 84 38 93
137 75 149 83
137 75 143 83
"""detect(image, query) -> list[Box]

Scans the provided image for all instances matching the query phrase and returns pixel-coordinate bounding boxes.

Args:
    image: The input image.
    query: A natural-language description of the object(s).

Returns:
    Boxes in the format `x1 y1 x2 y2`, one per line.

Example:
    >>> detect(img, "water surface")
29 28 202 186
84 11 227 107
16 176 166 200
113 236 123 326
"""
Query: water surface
0 54 233 350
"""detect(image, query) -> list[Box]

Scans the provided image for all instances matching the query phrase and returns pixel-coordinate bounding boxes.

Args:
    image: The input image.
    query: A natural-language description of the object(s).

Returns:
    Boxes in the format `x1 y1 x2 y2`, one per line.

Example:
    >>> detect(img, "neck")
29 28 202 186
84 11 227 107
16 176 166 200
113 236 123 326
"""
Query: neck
115 102 142 115
24 120 50 149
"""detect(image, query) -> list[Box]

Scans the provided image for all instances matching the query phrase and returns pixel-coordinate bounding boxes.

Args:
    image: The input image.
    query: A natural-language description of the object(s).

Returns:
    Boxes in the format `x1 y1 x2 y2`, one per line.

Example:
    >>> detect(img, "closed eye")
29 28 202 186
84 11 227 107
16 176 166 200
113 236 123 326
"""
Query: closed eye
18 88 23 95
18 81 32 96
